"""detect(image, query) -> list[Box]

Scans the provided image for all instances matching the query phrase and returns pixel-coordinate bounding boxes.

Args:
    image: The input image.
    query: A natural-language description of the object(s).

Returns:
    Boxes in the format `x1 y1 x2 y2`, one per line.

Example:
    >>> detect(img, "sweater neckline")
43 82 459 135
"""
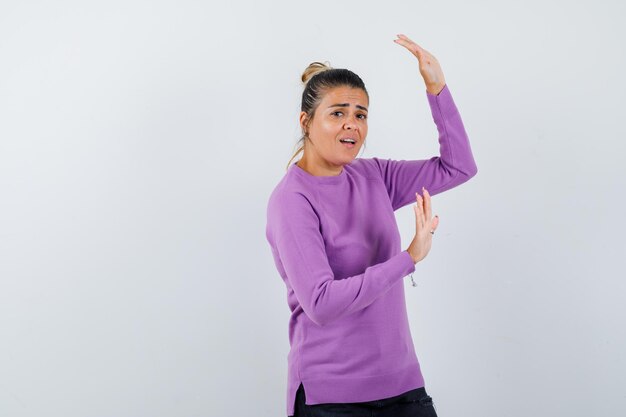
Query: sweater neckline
290 161 347 184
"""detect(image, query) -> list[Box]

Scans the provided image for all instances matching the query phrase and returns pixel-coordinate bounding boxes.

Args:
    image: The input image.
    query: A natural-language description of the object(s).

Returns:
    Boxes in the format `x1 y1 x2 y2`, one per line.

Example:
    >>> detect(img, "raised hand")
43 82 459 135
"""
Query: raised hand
407 187 439 264
393 34 446 95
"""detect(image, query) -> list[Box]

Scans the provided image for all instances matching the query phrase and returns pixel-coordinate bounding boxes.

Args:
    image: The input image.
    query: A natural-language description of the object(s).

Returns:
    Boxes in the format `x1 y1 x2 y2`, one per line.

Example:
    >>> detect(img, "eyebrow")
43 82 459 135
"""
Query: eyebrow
327 103 368 112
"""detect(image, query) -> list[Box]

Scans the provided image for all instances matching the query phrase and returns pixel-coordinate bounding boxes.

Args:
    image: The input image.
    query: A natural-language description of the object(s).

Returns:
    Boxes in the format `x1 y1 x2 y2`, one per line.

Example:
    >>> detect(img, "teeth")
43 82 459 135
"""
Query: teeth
340 139 356 144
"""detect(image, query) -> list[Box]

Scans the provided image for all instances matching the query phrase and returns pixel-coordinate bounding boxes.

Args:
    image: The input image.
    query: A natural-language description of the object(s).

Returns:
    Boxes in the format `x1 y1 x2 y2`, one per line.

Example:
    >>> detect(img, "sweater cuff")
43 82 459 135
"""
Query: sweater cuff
401 250 416 274
384 251 416 288
426 83 458 120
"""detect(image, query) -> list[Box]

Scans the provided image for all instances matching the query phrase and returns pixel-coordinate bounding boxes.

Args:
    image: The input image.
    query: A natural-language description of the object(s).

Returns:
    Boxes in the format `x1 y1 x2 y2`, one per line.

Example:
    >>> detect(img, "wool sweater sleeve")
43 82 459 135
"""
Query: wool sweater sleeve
268 191 416 327
373 84 478 211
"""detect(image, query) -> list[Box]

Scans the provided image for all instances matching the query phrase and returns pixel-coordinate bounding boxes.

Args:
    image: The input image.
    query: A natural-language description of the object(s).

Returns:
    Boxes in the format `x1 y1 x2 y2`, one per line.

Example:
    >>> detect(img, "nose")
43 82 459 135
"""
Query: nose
344 116 358 130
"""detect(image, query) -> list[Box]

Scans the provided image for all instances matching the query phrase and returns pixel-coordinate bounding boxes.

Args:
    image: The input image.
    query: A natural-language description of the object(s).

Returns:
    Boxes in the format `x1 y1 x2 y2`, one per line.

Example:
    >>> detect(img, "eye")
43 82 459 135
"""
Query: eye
331 111 367 119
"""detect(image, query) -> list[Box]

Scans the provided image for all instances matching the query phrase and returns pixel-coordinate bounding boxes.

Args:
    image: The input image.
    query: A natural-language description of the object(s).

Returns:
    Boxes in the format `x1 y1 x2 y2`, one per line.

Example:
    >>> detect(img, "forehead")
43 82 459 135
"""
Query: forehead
321 86 368 106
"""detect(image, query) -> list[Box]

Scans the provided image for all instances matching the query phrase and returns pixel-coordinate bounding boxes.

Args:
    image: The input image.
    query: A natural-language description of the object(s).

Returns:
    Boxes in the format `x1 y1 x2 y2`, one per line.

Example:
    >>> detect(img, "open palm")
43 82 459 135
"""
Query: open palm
394 34 446 95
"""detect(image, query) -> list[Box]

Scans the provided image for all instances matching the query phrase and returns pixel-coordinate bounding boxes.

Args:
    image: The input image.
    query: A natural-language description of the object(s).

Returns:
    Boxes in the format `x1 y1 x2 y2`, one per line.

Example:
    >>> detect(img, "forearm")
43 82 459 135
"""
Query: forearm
427 84 478 179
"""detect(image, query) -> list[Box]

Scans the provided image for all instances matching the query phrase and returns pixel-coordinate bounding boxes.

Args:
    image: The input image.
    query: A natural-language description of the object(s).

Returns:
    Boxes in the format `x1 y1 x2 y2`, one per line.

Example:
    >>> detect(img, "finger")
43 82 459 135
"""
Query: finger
414 194 423 229
396 34 427 54
417 193 425 227
415 192 425 228
422 187 432 221
414 205 425 231
431 215 440 232
396 35 437 62
396 33 416 44
393 36 423 59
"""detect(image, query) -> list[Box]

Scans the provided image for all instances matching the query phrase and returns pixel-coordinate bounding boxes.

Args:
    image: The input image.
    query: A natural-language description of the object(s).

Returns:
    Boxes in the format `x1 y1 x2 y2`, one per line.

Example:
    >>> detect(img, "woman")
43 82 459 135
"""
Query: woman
265 34 478 417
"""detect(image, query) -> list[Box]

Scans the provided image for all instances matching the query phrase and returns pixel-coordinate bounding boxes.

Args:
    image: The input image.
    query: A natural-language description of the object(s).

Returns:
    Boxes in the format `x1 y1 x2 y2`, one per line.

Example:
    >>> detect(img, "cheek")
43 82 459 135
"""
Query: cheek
317 121 341 139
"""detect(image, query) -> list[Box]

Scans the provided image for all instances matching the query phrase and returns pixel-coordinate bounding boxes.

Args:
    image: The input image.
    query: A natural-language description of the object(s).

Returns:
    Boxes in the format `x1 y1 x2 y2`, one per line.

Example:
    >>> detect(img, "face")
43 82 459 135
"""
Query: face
300 86 369 171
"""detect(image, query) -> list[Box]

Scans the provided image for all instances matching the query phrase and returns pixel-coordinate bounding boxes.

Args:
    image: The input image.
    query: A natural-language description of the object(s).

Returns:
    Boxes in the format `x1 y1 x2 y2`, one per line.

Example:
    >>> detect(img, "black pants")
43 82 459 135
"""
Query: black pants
292 382 438 417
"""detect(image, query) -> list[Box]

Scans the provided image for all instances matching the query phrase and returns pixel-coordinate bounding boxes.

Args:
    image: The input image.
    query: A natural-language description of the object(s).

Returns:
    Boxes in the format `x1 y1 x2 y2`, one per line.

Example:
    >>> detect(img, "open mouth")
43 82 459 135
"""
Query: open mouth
339 138 356 148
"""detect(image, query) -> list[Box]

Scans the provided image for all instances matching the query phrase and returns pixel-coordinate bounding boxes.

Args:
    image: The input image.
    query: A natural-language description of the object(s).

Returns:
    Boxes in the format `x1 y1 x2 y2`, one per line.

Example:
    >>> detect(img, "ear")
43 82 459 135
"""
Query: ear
299 111 309 132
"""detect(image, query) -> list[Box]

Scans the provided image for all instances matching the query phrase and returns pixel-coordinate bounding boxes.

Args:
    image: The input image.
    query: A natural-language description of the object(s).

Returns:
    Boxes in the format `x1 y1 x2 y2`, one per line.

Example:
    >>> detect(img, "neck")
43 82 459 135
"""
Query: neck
296 154 344 177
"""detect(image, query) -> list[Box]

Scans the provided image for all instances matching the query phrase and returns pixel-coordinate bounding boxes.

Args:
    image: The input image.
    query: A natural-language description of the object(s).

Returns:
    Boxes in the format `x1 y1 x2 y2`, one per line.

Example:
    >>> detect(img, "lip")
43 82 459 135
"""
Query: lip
338 137 358 144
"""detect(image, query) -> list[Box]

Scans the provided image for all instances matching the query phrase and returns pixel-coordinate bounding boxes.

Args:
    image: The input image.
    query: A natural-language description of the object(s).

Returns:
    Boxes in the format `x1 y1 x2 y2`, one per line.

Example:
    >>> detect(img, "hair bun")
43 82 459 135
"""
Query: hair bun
301 61 333 84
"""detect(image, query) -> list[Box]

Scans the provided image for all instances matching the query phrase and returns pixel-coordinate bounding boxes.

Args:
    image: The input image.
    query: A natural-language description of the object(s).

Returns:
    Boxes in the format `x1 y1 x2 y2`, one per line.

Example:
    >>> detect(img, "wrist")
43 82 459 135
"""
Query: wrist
426 83 445 96
406 250 418 264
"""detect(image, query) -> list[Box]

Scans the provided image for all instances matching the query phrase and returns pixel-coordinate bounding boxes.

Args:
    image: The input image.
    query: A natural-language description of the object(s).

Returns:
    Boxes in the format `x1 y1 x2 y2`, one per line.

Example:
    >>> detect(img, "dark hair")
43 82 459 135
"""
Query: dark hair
286 61 369 170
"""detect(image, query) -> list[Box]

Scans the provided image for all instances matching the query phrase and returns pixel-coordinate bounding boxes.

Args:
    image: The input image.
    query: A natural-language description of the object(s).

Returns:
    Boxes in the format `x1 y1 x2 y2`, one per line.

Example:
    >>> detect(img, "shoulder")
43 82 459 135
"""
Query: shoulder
349 157 389 178
266 173 318 226
266 179 320 245
268 186 313 214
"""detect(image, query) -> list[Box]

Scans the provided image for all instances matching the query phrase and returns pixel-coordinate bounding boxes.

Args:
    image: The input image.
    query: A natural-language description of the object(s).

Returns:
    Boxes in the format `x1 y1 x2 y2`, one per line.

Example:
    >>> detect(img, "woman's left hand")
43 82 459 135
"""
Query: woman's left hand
393 34 446 95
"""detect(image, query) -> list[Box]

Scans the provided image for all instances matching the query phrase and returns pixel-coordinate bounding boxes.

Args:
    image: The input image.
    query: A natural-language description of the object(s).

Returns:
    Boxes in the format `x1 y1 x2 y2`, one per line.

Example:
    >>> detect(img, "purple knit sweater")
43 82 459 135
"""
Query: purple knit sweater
265 84 477 416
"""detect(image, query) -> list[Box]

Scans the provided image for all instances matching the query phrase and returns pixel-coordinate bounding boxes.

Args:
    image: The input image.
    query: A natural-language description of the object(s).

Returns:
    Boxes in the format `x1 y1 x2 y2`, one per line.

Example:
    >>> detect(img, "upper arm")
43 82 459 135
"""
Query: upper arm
371 156 475 211
268 192 335 324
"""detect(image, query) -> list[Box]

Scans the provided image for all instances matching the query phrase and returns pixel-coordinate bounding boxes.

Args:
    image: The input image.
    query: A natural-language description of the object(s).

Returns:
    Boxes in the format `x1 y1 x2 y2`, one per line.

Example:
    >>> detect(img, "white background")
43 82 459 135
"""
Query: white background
1 1 625 416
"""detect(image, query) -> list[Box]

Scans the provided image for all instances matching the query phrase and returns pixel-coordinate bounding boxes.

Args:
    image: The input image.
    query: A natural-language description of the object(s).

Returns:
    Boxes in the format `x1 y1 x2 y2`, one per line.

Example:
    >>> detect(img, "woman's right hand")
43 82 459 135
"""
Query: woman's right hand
407 187 439 264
